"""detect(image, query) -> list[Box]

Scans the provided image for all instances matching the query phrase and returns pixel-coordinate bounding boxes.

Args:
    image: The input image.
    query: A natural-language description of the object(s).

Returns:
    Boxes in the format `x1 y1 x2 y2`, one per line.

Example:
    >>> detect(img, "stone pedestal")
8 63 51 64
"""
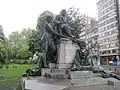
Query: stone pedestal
49 63 56 69
57 38 78 69
70 71 120 87
70 71 107 87
71 77 108 87
41 68 66 79
71 71 93 79
108 79 120 90
41 38 79 79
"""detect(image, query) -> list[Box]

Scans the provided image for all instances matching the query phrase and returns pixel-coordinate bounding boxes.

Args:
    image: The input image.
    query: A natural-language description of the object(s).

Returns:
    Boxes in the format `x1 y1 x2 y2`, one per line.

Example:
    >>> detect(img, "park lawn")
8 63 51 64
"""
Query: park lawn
0 64 37 77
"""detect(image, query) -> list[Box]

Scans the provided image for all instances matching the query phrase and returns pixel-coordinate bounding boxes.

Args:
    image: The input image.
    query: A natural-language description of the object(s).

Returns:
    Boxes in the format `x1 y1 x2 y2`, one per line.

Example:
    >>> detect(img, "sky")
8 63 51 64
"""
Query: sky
0 0 99 37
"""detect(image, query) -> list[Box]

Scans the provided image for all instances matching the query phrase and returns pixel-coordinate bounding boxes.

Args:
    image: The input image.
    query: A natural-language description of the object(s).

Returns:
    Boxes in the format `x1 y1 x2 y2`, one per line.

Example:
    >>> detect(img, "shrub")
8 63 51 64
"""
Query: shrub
30 60 38 64
23 60 28 64
5 64 9 69
10 59 38 65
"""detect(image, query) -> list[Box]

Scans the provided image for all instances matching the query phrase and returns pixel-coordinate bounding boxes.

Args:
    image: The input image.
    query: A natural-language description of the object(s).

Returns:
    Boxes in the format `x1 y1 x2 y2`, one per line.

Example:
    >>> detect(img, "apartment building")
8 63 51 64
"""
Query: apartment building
97 0 120 64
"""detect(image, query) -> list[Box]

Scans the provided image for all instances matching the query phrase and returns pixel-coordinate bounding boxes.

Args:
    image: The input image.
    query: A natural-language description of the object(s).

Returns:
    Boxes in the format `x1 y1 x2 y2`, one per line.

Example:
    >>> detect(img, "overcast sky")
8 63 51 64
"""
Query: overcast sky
0 0 99 37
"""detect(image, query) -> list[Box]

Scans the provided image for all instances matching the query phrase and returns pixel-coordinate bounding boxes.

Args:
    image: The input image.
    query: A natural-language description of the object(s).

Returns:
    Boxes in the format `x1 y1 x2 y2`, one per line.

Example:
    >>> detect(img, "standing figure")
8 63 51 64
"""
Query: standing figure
40 15 57 67
53 9 74 38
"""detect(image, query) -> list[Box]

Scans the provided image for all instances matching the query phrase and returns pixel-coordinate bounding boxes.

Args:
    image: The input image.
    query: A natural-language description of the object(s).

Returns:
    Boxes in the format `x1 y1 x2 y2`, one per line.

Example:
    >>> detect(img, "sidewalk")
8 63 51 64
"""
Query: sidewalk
23 78 68 90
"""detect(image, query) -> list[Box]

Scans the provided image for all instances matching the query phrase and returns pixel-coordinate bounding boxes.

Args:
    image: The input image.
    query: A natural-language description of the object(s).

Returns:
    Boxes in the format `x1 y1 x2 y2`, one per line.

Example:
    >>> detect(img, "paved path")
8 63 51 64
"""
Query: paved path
23 77 120 90
24 78 68 90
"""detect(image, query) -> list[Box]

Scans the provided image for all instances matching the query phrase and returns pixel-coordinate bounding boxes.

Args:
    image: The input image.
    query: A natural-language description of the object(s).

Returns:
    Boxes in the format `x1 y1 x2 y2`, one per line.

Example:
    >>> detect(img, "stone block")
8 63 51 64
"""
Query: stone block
92 73 102 77
58 63 72 69
49 63 56 69
71 77 108 87
71 71 93 79
41 68 50 76
107 78 120 90
46 70 65 79
57 38 78 69
41 68 67 79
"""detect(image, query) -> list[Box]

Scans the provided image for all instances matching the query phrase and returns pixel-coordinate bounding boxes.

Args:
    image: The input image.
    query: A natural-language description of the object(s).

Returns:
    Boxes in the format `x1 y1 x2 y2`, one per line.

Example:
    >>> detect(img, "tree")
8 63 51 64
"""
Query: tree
9 28 34 59
4 39 12 61
0 41 6 63
28 29 40 54
0 25 10 64
21 28 35 44
0 25 5 64
66 7 85 39
17 44 30 59
0 25 5 41
9 31 22 59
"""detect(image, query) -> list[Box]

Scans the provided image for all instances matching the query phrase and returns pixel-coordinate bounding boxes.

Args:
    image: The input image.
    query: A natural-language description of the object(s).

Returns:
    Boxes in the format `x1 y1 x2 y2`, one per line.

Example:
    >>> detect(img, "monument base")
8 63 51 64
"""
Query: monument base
71 77 108 87
70 71 120 87
71 71 93 79
57 38 79 69
70 71 106 87
41 68 68 79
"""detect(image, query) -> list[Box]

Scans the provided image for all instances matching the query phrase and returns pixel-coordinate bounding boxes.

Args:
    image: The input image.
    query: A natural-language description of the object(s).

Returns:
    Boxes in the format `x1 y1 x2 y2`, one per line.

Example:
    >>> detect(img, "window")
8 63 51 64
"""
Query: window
110 24 114 29
106 50 111 54
112 49 117 53
106 38 110 42
111 29 118 34
101 51 105 54
110 43 115 47
116 43 119 47
99 11 116 22
99 17 117 27
107 25 111 29
106 44 110 48
118 49 120 53
104 26 107 30
110 35 118 41
99 3 116 16
101 28 104 32
105 32 110 36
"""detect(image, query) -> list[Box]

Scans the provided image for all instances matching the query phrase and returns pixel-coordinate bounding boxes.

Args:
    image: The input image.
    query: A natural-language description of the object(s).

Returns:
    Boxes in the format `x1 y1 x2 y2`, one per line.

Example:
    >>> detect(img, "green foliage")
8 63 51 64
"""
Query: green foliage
0 25 8 64
9 28 35 59
0 25 5 41
66 7 85 39
0 64 37 77
17 45 30 59
9 31 23 59
0 77 24 90
28 30 40 54
4 39 12 61
0 42 6 63
10 59 38 65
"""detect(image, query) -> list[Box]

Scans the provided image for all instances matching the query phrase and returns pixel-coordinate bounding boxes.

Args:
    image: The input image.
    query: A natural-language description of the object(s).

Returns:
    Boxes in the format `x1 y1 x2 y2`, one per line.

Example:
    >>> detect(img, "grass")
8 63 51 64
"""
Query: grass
0 64 35 90
0 64 37 77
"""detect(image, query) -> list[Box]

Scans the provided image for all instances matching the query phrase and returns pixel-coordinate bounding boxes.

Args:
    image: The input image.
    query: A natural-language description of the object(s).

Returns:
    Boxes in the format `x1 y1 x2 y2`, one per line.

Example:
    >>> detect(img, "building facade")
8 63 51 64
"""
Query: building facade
97 0 120 65
85 17 100 66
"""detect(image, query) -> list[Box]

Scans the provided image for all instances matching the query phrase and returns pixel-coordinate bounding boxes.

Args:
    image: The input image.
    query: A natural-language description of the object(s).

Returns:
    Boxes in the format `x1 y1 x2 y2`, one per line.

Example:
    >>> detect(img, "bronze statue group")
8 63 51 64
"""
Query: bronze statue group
40 9 90 70
24 9 120 80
